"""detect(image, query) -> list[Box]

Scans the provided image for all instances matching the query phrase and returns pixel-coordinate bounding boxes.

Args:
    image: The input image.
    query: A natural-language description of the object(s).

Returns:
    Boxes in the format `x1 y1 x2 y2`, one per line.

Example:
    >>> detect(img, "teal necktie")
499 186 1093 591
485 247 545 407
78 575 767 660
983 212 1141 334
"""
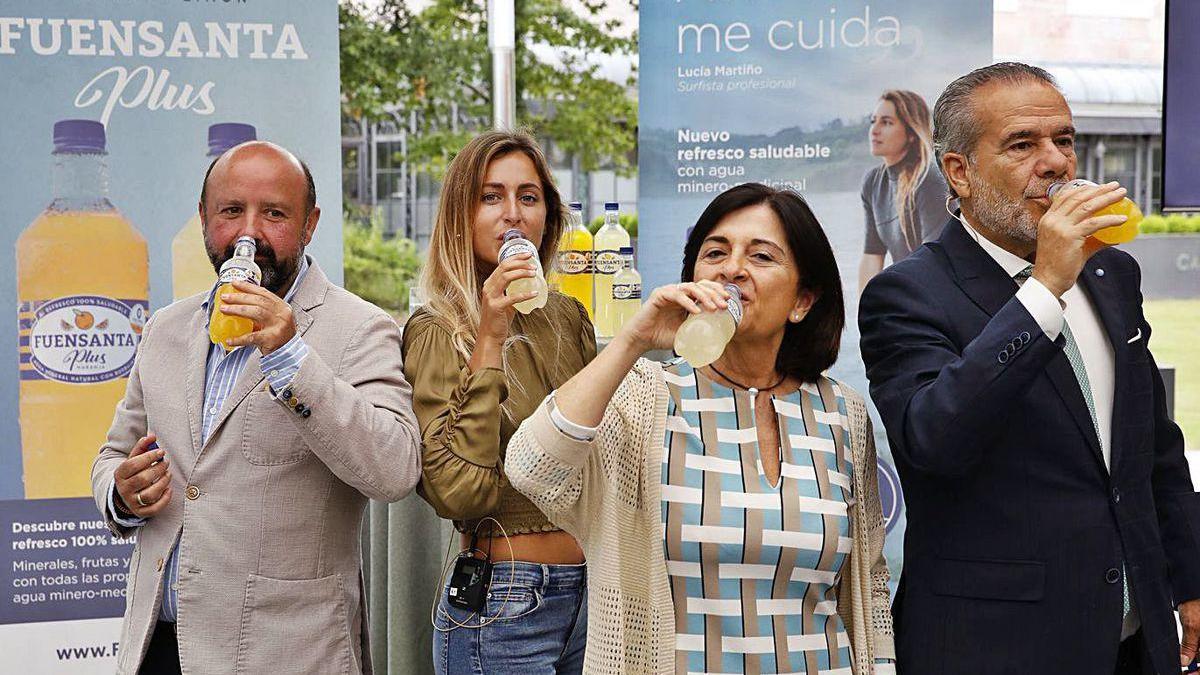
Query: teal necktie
1015 265 1129 618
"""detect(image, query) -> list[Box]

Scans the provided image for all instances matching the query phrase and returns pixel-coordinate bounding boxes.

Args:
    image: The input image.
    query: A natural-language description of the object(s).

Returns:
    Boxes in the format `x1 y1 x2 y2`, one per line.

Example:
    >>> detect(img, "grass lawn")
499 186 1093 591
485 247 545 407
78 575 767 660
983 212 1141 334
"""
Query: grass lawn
1144 300 1200 450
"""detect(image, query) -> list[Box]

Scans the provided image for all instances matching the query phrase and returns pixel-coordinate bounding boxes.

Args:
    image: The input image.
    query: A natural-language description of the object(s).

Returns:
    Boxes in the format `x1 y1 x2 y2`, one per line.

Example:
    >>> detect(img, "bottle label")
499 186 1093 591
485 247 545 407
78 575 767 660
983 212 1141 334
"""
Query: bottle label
557 250 590 275
217 262 261 286
499 237 540 269
594 250 622 274
19 296 148 384
612 283 641 300
726 297 743 325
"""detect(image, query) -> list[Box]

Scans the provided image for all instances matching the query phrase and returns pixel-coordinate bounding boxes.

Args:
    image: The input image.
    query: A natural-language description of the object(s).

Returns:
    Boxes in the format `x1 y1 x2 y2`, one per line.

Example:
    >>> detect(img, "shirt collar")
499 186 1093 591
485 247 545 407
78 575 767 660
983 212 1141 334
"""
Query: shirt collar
202 253 312 313
958 213 1031 279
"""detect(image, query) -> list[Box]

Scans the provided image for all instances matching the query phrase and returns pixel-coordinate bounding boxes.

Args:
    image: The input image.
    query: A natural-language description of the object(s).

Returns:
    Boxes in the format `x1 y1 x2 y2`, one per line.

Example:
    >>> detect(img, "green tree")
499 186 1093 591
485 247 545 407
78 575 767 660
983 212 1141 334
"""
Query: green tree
339 0 637 175
343 206 423 317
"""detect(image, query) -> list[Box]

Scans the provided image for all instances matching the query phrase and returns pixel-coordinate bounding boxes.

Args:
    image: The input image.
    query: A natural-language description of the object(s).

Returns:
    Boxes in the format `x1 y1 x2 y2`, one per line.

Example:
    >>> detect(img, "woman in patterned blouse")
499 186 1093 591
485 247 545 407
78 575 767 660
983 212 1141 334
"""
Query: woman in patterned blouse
507 183 895 674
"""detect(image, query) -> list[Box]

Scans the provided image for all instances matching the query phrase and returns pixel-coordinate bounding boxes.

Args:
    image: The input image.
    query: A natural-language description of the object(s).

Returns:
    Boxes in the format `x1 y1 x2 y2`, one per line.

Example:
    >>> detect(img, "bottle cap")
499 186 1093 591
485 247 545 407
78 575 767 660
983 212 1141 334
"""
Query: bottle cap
233 235 258 257
569 202 582 210
53 120 106 154
502 229 526 242
605 202 619 211
619 246 634 255
208 123 257 157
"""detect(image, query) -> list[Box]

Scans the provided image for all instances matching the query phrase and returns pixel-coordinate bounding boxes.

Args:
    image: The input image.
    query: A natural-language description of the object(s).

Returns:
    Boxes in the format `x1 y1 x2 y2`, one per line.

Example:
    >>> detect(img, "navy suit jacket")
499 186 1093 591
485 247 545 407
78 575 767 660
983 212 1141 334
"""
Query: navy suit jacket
859 217 1200 674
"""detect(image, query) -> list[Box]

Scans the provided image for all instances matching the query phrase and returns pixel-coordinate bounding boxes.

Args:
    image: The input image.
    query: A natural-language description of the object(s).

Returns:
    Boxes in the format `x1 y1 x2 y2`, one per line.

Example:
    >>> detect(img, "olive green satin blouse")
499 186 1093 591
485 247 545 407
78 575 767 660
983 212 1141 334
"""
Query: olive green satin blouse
401 292 596 534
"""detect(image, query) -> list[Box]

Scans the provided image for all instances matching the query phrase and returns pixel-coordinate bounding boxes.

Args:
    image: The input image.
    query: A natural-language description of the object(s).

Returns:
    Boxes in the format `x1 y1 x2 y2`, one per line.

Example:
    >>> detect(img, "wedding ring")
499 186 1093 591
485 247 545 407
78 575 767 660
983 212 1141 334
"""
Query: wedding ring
136 491 147 507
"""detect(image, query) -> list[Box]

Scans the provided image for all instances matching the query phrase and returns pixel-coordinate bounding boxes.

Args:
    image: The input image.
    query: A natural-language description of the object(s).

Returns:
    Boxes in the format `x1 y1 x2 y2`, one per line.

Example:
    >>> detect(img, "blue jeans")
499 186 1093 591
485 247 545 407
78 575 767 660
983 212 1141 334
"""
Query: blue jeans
433 561 587 675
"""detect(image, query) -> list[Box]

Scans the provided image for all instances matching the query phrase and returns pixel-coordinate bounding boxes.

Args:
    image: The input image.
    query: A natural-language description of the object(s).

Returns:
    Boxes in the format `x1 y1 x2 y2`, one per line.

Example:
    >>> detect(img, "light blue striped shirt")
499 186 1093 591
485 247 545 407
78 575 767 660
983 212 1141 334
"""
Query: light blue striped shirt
108 256 311 622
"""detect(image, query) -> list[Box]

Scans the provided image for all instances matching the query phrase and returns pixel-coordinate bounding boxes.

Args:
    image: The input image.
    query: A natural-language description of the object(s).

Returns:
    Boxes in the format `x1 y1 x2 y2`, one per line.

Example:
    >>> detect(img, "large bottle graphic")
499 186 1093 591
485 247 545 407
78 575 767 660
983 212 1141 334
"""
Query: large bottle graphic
172 123 257 300
17 120 149 499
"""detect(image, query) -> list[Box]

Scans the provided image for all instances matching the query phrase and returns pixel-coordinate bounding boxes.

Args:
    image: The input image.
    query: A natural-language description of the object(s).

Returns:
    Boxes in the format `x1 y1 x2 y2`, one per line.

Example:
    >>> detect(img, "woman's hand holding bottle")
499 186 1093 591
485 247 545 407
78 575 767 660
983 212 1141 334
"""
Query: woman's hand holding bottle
615 280 730 354
469 253 539 372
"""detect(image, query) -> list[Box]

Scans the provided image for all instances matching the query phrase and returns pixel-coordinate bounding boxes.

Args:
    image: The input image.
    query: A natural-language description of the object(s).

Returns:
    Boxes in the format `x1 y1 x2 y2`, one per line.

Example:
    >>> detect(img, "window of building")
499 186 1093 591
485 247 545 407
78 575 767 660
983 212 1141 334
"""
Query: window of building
1100 138 1140 207
1150 139 1162 214
342 144 361 203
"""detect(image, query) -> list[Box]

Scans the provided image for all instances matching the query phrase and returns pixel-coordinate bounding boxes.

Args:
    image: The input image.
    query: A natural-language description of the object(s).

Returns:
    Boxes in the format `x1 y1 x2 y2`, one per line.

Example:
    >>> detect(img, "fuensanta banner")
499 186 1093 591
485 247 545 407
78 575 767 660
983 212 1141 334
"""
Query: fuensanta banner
0 2 342 671
638 0 994 592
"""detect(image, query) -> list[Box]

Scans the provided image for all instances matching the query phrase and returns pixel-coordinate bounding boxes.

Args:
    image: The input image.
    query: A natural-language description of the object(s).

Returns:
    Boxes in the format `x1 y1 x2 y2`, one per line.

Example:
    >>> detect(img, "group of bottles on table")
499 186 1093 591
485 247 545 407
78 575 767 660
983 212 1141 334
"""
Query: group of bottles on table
15 120 258 499
549 201 641 339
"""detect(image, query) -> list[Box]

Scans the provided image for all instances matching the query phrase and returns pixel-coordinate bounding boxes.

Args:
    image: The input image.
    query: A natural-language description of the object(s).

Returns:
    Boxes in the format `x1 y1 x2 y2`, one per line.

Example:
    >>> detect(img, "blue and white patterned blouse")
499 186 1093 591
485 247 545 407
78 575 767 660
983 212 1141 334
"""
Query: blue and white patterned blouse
660 360 858 674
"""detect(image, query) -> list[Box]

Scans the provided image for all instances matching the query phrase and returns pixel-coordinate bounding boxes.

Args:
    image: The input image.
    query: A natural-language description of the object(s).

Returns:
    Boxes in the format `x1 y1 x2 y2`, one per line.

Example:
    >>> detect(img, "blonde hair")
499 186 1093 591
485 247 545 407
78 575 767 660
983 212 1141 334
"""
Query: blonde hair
880 90 935 251
420 130 567 366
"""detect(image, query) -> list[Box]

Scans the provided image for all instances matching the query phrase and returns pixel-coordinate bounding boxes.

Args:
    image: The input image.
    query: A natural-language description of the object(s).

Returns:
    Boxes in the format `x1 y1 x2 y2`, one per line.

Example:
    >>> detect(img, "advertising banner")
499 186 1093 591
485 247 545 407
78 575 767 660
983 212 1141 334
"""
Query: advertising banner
638 0 994 588
0 2 342 670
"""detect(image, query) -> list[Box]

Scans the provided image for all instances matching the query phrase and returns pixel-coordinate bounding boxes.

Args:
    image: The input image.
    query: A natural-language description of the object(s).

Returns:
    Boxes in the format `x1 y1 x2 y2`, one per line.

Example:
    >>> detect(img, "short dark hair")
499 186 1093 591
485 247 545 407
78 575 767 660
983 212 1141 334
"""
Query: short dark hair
680 183 844 384
199 150 317 219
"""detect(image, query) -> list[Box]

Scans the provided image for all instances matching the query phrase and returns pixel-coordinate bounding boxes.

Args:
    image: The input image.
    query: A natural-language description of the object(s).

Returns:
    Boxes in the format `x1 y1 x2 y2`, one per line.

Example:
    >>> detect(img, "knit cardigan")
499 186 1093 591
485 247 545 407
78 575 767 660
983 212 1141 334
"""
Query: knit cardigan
507 358 896 674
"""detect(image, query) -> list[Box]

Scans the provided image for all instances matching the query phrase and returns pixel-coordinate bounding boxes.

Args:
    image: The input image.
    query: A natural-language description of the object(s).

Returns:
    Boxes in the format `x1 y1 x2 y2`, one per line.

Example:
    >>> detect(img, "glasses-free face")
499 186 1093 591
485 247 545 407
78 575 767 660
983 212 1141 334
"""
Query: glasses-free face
471 152 547 272
692 203 815 343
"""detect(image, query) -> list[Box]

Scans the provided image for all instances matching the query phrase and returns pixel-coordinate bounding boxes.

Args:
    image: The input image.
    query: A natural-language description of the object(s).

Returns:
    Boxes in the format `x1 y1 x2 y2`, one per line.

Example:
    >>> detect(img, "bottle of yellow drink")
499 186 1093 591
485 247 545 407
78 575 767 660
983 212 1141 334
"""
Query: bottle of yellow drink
172 123 257 300
17 120 149 499
555 202 594 318
674 284 742 368
1048 179 1143 245
209 236 262 348
610 246 641 335
593 202 630 338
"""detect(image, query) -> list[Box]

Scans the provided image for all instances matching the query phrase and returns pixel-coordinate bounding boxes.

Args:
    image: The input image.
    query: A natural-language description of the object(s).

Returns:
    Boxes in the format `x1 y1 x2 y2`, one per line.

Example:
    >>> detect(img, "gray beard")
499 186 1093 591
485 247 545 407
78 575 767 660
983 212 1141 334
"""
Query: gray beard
965 172 1041 245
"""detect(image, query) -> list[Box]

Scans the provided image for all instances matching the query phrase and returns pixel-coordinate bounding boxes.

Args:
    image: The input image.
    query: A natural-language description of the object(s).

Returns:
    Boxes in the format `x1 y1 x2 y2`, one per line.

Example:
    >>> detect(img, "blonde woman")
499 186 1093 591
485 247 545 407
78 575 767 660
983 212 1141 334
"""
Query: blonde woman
858 89 949 293
402 131 595 674
508 184 895 674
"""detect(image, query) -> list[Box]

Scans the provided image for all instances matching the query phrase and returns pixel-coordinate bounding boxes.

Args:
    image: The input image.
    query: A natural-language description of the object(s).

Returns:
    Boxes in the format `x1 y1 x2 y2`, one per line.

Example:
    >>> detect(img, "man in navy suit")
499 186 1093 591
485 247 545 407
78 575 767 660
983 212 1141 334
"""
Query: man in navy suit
860 62 1200 674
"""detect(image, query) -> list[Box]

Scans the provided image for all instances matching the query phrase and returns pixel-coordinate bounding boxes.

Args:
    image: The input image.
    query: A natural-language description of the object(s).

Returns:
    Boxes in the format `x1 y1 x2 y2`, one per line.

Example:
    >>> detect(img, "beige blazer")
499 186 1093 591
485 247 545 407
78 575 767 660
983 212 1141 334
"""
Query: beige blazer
90 261 421 675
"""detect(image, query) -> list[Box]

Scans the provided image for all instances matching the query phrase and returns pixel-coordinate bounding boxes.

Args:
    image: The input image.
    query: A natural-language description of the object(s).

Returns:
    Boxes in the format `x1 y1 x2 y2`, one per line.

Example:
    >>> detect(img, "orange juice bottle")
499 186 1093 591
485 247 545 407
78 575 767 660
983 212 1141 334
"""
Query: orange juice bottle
172 123 257 300
554 202 595 318
1048 179 1143 245
209 236 261 349
17 120 149 499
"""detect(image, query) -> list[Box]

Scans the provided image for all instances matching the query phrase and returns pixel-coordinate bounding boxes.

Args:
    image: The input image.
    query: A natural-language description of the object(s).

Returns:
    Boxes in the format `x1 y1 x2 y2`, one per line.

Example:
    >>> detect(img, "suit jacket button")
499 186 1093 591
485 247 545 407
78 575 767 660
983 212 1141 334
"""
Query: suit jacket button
1112 487 1121 504
1105 568 1121 584
186 485 200 500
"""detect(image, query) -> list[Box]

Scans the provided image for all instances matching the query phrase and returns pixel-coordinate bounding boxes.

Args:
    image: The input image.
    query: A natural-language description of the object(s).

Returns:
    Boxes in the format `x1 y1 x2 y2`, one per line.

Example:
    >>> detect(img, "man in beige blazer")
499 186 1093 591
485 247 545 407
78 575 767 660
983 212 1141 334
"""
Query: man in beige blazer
90 142 422 674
